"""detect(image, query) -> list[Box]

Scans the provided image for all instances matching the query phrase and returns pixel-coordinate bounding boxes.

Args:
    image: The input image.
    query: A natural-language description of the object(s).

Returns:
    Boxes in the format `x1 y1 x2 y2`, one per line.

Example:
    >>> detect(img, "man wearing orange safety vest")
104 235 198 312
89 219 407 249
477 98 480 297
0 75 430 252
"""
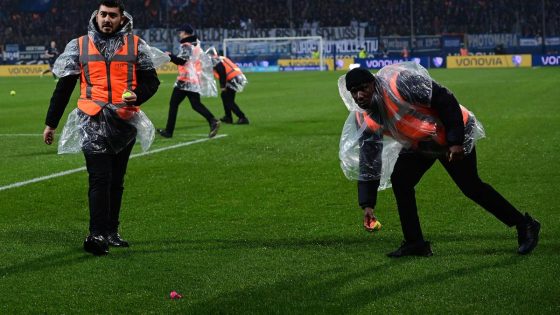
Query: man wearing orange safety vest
157 24 220 138
342 65 540 257
460 43 468 56
213 55 249 124
43 0 160 255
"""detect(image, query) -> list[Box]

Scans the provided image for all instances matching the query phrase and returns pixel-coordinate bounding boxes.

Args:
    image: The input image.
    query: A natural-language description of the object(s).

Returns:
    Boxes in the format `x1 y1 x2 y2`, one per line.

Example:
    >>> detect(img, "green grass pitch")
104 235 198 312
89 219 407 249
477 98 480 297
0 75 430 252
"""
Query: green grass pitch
0 68 559 313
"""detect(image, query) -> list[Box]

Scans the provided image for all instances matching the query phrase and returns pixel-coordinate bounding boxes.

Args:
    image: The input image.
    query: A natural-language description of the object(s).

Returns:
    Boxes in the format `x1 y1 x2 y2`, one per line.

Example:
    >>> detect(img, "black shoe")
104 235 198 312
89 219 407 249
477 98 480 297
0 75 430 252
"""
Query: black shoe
387 240 433 258
517 213 541 255
157 128 172 138
106 232 130 247
236 117 249 125
209 120 220 138
83 234 109 256
220 116 233 124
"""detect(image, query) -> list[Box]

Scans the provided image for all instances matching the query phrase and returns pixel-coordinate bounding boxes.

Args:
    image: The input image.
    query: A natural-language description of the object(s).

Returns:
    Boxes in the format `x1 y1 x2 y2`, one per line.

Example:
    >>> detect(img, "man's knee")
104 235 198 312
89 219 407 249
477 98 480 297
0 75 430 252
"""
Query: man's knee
89 171 112 188
458 180 487 200
391 171 414 192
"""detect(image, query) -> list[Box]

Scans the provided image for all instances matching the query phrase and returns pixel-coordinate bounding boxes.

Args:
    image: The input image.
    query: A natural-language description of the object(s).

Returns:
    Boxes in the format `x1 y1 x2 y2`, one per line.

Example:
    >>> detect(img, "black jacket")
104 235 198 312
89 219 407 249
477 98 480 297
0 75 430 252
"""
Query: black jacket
357 80 465 209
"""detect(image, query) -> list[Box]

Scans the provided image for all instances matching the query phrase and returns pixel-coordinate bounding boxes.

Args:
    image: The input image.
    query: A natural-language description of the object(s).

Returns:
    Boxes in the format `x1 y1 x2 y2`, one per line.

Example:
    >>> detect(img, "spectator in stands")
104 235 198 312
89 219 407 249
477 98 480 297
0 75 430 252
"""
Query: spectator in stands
0 1 559 47
381 44 389 58
401 45 410 60
460 43 468 56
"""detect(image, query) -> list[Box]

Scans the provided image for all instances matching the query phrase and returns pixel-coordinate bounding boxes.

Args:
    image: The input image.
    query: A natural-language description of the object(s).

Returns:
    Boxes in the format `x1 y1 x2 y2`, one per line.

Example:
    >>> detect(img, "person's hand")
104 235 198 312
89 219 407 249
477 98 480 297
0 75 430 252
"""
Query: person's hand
122 89 137 105
221 87 227 92
43 126 56 145
363 207 381 232
447 145 465 162
165 51 171 55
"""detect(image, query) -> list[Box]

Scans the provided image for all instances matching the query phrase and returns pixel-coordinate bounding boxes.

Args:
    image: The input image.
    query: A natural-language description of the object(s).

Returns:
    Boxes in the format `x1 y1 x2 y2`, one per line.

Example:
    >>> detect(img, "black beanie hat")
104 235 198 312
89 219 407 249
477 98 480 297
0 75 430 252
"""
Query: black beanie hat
179 24 195 34
345 67 375 91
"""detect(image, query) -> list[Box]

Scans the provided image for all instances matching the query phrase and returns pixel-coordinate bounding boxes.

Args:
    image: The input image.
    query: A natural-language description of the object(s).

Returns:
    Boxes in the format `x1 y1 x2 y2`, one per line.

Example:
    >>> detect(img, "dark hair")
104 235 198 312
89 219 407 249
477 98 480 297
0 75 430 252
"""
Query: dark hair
345 67 375 91
98 0 125 14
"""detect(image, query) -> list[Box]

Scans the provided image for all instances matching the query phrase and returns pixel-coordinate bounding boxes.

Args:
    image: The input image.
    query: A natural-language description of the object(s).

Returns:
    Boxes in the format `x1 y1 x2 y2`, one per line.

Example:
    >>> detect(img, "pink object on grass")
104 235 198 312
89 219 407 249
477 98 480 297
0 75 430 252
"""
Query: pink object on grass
170 291 183 299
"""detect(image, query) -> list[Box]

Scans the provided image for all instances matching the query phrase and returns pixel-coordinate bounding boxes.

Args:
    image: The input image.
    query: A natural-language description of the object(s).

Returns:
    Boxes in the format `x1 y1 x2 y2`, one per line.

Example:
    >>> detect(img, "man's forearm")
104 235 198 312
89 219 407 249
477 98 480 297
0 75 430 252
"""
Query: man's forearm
45 74 79 128
134 69 160 106
169 54 186 66
358 180 380 209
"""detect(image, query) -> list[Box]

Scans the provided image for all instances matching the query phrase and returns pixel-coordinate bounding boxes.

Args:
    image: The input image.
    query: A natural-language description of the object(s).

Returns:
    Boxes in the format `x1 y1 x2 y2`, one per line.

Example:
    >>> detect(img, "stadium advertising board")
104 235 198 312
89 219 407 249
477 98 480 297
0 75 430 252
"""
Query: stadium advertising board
356 57 430 69
380 36 410 52
2 44 50 65
278 59 322 71
519 38 540 47
442 35 463 49
198 25 366 42
18 46 46 64
546 37 560 47
447 54 532 68
466 33 518 50
138 25 367 51
533 54 560 67
237 63 279 72
431 56 446 68
277 57 354 71
441 35 464 54
323 39 378 56
0 64 49 76
155 62 178 74
3 44 20 64
412 36 441 52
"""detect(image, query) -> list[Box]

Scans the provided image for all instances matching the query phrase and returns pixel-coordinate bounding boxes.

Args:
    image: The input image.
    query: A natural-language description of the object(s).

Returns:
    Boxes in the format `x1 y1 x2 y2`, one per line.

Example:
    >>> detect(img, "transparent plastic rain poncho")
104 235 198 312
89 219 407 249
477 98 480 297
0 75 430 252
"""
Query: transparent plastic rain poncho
54 10 167 154
206 47 248 93
338 62 485 190
174 40 217 97
224 62 248 93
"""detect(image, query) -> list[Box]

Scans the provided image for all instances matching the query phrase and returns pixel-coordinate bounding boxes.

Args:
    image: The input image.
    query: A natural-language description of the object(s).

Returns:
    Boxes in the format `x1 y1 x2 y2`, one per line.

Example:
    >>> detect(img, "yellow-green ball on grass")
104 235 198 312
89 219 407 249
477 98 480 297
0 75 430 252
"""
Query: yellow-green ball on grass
10 90 16 96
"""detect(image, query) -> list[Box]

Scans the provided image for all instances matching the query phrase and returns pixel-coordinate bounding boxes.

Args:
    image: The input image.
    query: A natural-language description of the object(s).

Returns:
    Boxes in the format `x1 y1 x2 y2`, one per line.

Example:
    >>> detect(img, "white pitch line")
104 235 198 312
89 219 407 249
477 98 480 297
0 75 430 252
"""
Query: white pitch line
0 133 214 137
0 134 228 192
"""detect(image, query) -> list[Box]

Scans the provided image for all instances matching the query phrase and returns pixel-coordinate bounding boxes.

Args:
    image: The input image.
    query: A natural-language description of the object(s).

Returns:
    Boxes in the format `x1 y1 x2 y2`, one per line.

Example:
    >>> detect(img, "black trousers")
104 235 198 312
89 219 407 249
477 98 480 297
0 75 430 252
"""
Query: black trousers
221 88 246 119
390 147 525 242
84 140 135 235
165 87 215 135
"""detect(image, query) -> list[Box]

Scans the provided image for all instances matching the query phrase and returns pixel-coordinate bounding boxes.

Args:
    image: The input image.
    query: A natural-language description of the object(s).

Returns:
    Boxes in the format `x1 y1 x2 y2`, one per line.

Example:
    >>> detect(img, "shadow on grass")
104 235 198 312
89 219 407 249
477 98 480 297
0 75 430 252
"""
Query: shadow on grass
180 255 522 314
2 230 555 291
131 236 382 250
0 228 81 246
0 248 91 278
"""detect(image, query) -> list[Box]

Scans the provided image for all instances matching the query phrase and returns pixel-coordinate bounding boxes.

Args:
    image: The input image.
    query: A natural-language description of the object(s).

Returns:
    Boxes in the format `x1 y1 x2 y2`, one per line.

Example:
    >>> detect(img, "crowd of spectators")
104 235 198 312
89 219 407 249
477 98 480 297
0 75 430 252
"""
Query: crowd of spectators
0 0 558 47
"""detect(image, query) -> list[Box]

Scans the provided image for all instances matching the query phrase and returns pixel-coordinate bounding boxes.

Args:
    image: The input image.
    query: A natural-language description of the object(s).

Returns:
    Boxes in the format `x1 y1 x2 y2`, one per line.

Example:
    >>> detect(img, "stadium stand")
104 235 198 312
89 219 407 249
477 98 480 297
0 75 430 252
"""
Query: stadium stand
1 0 558 47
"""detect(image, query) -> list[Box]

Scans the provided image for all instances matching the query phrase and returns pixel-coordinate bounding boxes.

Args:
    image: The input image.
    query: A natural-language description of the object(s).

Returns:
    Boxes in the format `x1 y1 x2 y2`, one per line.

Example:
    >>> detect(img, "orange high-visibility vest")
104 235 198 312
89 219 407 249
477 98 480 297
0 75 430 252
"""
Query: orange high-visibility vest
220 57 243 81
177 44 202 84
77 34 139 118
358 72 469 146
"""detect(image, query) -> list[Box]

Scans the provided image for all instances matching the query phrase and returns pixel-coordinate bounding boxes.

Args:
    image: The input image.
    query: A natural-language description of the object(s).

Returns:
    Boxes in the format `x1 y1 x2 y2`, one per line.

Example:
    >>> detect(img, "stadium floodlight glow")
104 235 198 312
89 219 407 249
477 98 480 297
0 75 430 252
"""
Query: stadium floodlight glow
223 36 324 71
